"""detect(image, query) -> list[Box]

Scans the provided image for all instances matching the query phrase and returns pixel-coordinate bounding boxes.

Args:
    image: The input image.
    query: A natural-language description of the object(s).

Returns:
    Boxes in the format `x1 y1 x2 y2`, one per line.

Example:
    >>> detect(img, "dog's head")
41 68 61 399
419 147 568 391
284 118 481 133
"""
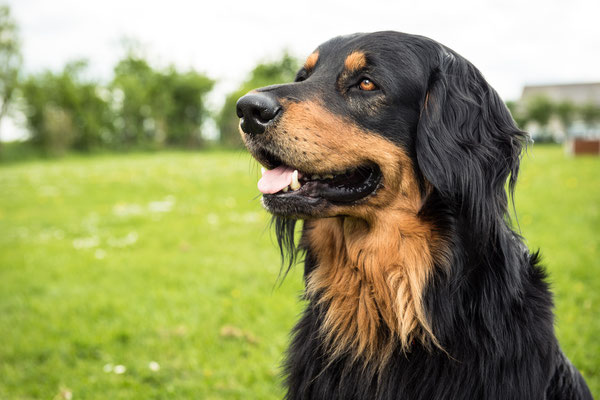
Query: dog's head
237 31 526 243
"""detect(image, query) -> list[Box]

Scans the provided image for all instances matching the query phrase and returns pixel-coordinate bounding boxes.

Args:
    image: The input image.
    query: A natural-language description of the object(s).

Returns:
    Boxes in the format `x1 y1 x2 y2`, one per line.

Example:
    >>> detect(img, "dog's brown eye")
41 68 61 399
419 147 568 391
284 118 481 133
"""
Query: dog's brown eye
359 79 377 91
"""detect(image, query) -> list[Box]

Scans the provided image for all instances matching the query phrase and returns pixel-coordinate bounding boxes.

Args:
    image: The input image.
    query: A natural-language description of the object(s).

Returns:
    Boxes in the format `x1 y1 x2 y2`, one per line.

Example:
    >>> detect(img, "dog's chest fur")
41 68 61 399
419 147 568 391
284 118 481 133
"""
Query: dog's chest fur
283 228 590 400
303 213 442 364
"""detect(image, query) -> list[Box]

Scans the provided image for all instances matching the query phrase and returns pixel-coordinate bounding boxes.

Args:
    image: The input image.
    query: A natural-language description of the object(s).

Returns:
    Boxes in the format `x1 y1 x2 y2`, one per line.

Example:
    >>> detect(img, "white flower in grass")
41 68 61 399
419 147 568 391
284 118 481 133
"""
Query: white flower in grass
107 232 138 248
94 249 106 259
242 212 260 223
39 228 65 242
56 387 72 400
148 361 160 371
73 236 99 250
103 363 113 373
113 365 126 374
113 203 144 217
207 213 219 226
148 195 176 213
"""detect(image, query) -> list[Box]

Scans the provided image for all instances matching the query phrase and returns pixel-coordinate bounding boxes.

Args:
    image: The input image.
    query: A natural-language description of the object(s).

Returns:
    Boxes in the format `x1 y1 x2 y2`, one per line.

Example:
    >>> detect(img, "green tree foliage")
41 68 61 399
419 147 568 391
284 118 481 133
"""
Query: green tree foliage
505 100 529 128
111 55 160 147
0 5 22 144
162 68 214 146
217 52 300 147
525 96 555 128
21 61 113 154
554 100 576 132
580 102 600 129
20 51 214 154
111 53 214 148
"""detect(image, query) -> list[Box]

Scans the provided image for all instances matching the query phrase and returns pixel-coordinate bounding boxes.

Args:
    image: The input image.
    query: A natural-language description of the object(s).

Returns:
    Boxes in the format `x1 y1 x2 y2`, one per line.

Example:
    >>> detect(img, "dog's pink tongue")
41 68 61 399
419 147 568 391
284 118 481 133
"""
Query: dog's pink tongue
258 165 295 194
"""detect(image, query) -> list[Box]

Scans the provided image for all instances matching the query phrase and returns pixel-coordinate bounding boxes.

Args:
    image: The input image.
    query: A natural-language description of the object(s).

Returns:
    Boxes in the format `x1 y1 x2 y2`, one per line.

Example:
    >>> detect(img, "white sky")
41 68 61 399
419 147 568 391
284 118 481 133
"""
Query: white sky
4 0 600 139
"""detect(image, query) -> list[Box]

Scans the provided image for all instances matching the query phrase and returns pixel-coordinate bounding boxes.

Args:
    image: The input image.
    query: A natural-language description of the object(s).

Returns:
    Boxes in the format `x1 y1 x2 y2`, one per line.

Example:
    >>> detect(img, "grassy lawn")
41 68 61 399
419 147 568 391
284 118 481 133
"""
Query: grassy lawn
0 145 598 399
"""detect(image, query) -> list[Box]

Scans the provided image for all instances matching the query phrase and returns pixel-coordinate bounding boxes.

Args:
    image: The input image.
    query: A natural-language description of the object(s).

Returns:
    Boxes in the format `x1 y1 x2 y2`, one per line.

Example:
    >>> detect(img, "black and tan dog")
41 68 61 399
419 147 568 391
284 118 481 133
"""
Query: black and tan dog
236 31 592 400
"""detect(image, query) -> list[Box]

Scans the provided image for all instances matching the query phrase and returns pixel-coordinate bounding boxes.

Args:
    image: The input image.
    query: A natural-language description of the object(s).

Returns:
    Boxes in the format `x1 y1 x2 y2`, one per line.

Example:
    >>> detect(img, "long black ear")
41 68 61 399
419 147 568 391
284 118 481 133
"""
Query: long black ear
416 50 527 245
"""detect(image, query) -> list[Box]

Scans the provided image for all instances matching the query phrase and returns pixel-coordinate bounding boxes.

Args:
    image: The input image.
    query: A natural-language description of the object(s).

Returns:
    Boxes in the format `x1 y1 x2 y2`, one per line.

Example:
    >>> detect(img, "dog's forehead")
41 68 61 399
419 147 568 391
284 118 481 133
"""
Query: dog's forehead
312 33 371 67
317 33 364 54
308 31 425 73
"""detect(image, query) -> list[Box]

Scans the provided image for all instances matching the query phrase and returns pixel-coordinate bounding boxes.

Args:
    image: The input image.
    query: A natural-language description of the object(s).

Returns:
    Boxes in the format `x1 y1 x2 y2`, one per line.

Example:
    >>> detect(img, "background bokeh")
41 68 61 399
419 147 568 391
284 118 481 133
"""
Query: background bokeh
0 1 598 399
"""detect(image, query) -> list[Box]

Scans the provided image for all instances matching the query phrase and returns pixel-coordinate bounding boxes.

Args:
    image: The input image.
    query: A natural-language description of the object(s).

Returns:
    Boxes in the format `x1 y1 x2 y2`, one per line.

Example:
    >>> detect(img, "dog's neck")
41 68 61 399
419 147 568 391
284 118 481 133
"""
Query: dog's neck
303 204 447 364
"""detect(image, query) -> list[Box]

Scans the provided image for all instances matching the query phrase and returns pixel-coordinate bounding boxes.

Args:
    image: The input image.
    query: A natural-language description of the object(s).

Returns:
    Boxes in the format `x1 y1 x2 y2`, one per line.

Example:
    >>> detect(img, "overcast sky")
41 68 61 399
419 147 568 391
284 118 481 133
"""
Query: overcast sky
4 0 600 139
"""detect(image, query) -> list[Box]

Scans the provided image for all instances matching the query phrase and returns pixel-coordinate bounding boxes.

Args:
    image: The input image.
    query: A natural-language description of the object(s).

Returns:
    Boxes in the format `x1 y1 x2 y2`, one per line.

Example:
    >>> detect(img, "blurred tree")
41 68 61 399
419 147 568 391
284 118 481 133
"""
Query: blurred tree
579 102 600 130
505 100 529 129
523 96 555 141
112 52 213 148
161 67 214 147
217 52 300 147
21 61 113 154
525 96 554 127
0 5 22 146
112 54 167 147
554 100 576 136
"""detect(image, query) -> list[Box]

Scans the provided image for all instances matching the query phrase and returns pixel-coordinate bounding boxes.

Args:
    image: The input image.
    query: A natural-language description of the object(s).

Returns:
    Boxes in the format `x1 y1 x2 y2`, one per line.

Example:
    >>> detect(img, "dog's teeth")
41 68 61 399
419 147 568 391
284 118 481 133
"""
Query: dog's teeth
261 167 266 176
323 174 334 179
291 170 301 190
311 175 321 180
282 186 289 192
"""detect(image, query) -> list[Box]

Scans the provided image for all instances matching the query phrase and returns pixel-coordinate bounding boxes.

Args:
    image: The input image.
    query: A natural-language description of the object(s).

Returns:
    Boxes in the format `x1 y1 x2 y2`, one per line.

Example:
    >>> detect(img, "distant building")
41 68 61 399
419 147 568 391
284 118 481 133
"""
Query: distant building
521 82 600 106
519 82 600 155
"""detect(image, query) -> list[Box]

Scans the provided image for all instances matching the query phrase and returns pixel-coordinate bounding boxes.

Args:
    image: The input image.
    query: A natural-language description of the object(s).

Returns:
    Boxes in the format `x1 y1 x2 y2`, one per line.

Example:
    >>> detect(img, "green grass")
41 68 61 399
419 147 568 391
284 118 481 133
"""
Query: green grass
0 145 598 399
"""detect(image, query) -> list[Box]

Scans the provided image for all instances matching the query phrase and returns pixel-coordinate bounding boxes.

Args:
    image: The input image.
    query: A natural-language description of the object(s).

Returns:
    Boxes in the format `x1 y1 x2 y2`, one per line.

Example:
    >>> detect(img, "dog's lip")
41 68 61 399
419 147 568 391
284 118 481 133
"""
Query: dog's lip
252 146 290 171
251 144 362 176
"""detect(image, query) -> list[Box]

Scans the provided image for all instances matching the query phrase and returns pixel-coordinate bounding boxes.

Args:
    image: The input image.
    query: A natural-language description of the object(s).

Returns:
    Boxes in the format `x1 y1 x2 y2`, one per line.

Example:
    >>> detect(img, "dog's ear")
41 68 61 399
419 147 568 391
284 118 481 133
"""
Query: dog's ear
416 50 527 244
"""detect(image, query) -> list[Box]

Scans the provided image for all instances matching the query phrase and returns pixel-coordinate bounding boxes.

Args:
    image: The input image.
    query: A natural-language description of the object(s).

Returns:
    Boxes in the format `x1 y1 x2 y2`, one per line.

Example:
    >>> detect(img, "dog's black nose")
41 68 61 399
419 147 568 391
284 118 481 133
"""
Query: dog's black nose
236 93 281 135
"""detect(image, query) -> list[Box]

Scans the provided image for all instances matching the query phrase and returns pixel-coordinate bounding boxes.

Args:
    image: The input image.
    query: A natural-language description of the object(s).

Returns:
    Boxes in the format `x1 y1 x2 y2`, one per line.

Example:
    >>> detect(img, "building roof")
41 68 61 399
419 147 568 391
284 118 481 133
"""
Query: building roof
520 82 600 106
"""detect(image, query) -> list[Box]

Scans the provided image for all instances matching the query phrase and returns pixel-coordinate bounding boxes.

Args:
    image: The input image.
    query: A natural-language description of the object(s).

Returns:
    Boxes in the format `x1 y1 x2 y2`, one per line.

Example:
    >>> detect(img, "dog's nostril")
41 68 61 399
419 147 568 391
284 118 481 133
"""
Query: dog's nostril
252 108 265 123
236 93 281 135
256 106 281 123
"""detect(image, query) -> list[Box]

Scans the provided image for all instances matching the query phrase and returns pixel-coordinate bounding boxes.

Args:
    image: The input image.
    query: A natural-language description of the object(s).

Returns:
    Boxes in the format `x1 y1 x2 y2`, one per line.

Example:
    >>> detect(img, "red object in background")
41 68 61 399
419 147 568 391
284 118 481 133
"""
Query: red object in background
569 138 600 155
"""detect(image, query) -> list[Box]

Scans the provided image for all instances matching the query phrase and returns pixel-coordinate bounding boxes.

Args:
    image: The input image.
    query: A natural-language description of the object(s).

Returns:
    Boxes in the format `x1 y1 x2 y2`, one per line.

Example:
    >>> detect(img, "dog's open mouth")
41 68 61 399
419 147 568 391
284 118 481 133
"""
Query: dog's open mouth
259 164 381 203
253 149 382 206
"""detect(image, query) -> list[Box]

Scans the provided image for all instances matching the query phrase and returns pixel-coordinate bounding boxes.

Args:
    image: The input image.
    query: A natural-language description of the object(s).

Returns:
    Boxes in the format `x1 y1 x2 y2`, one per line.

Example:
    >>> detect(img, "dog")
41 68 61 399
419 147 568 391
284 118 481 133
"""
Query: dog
236 31 592 400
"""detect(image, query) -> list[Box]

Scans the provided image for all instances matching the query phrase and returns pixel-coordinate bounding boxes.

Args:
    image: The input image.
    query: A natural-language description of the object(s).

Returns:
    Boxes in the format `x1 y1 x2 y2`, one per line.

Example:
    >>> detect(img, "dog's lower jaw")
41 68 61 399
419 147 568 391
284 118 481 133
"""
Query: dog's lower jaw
261 194 329 219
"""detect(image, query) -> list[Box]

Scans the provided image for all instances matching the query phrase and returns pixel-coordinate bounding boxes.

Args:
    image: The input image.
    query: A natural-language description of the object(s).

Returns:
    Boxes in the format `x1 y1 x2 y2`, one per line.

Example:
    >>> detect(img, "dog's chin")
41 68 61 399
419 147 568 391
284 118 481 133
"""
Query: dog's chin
261 193 330 219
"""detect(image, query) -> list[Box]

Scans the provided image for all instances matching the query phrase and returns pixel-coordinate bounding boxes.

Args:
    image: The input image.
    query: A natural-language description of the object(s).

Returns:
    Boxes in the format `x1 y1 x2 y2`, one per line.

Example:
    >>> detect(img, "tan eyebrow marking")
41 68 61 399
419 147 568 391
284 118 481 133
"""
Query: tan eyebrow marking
344 51 367 72
304 51 319 71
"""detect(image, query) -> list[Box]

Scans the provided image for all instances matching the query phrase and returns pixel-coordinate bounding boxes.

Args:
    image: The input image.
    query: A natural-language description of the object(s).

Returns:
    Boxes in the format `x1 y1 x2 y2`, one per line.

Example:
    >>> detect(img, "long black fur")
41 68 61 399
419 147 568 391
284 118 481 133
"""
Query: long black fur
242 32 593 400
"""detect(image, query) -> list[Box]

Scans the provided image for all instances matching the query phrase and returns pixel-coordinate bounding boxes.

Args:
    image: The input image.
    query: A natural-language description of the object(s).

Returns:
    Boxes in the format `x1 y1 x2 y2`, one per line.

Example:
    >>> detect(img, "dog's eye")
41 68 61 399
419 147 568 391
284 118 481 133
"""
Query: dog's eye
358 78 377 91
